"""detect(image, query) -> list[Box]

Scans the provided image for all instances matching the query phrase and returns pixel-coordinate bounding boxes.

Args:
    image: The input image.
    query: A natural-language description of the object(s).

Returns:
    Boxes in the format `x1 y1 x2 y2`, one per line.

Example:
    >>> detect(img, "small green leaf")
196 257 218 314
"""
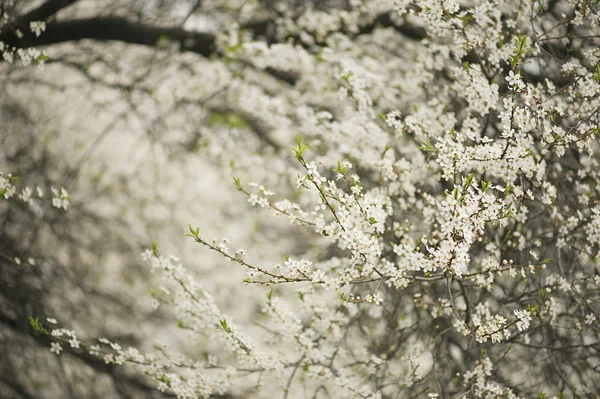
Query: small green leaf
28 316 49 335
333 161 348 175
479 348 487 359
186 225 200 239
219 319 232 333
526 304 539 316
418 140 437 154
480 180 492 191
209 111 250 129
158 374 171 385
464 173 475 189
293 135 310 161
37 52 51 62
233 176 243 191
382 145 392 158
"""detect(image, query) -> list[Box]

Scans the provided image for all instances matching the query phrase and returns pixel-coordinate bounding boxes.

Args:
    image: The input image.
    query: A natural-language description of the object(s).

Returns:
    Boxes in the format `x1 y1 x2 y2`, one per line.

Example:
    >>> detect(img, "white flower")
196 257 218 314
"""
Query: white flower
69 337 81 349
50 342 62 355
29 21 46 37
235 249 247 259
0 173 17 199
366 292 383 305
505 70 523 91
306 161 319 176
110 342 122 351
19 186 33 205
585 313 597 325
51 187 70 210
514 309 532 331
89 345 101 356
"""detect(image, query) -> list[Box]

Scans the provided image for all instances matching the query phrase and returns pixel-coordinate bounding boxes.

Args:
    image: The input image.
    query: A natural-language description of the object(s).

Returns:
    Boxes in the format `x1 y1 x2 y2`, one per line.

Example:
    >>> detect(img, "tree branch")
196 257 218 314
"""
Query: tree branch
0 0 79 42
5 16 217 57
15 0 78 24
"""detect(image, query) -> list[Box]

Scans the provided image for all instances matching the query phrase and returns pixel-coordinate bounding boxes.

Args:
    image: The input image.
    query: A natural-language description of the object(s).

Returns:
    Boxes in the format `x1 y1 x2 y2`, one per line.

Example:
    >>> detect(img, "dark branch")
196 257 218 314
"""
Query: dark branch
4 10 425 64
361 12 426 40
15 0 78 24
0 0 79 42
4 16 217 58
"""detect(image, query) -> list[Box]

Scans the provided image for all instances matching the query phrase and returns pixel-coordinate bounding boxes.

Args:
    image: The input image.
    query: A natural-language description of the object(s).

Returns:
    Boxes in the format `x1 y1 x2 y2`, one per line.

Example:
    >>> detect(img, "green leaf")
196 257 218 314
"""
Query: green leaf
593 65 600 83
418 140 437 153
480 180 492 191
157 34 172 44
233 176 243 191
28 316 49 335
382 145 392 158
293 135 310 161
460 15 474 28
158 374 171 385
37 52 51 62
419 140 437 153
209 111 250 129
333 161 348 175
464 173 475 189
186 225 200 240
526 304 539 316
479 348 487 359
219 319 232 333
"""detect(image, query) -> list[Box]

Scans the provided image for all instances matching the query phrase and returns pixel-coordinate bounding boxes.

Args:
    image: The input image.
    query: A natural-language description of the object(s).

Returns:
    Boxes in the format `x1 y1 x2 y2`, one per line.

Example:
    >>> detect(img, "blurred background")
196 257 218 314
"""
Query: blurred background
0 1 342 397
